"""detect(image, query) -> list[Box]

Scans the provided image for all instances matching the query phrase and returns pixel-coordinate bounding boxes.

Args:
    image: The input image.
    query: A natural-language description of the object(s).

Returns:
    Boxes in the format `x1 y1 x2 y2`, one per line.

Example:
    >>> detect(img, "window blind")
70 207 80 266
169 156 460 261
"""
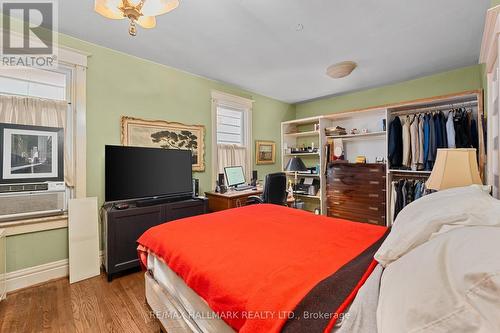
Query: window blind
216 106 245 146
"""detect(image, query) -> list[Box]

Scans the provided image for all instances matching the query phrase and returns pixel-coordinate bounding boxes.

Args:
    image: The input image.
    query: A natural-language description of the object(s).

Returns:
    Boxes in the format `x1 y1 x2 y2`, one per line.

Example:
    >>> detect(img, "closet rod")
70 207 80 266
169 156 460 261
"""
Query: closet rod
391 100 477 117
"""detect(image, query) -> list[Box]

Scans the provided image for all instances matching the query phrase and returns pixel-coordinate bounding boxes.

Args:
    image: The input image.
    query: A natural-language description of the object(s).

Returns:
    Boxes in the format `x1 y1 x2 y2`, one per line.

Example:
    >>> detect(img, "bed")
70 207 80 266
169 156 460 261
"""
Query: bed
138 187 500 333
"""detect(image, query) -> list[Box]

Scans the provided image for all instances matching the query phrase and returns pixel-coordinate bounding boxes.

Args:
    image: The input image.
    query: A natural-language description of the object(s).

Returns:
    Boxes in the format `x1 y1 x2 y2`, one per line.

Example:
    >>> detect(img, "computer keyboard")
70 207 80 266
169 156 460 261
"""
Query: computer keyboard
235 185 255 191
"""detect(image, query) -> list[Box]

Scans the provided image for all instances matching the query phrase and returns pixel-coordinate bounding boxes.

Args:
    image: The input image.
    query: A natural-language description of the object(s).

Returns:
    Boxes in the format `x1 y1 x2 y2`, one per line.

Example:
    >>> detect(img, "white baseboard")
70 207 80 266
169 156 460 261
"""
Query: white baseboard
6 258 68 293
5 250 104 293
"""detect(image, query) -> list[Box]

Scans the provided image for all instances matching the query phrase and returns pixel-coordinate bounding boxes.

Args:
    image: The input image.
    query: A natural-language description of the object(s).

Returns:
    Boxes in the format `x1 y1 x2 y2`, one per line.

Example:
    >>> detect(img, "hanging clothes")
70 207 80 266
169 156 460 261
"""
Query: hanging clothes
471 117 479 150
446 111 456 148
418 114 425 170
423 114 430 170
427 114 436 170
388 116 403 168
410 115 419 171
454 109 469 148
402 116 412 169
392 178 428 221
434 113 443 149
439 112 448 148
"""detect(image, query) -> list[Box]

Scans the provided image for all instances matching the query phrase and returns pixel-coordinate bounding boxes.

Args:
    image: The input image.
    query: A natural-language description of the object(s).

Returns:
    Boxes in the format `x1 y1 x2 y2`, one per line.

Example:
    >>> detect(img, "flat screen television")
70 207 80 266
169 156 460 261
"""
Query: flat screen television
105 145 193 202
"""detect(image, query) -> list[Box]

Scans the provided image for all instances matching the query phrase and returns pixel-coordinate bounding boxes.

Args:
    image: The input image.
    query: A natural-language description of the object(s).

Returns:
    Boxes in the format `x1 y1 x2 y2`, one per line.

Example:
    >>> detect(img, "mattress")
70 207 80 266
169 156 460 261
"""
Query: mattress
147 252 235 333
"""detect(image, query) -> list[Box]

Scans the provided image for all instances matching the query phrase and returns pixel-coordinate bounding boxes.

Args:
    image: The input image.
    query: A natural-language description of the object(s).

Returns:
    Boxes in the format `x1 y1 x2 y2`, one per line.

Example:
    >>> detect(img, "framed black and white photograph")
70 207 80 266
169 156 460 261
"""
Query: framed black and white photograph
0 123 64 183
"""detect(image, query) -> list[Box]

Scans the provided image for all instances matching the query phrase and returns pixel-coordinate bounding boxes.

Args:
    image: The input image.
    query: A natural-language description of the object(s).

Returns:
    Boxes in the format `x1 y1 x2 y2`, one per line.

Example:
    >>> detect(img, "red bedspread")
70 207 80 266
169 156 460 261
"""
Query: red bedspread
137 204 387 333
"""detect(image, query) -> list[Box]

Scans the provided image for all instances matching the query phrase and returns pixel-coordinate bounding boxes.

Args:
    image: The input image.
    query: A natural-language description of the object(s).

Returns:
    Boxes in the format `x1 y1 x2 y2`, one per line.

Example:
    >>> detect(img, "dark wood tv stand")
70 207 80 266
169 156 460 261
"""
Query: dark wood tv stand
103 197 208 281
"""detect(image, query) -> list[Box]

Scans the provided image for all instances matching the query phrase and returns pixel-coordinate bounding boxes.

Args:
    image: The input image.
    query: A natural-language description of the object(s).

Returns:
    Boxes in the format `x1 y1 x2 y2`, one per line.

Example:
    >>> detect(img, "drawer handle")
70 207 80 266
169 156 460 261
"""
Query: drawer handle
369 206 378 211
369 181 380 185
333 190 340 193
368 219 379 224
368 193 379 198
333 201 340 205
334 178 340 182
369 169 379 172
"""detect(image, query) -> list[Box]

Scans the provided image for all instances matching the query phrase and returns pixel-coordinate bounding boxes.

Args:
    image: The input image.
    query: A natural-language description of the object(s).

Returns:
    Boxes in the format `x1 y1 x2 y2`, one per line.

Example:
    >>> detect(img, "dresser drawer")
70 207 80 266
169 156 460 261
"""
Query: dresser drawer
327 188 386 201
328 174 385 187
328 197 385 212
328 209 386 226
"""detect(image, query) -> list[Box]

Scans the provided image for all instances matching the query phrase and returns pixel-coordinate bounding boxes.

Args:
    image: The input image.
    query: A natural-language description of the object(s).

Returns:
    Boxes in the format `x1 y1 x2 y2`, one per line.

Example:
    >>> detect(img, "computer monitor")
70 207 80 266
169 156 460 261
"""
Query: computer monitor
224 166 246 187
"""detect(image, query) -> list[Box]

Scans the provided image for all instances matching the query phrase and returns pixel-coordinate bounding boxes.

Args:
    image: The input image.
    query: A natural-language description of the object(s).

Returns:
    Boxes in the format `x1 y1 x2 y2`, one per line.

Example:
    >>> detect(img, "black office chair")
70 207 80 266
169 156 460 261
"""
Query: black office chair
247 172 288 205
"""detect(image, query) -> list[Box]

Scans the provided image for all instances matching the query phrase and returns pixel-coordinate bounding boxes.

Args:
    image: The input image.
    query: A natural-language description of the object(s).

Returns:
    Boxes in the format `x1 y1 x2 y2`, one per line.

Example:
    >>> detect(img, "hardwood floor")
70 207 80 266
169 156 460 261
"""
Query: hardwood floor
0 271 160 333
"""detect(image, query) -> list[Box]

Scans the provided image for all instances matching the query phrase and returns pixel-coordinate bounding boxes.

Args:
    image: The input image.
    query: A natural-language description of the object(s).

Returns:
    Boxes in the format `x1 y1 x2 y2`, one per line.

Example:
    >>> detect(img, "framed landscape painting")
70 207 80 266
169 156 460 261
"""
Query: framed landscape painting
121 116 205 172
256 140 276 165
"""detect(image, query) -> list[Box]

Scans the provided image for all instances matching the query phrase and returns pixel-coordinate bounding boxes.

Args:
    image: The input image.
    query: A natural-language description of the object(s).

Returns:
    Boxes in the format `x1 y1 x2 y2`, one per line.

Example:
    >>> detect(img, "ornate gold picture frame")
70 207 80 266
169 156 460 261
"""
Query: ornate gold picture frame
121 116 205 172
255 140 276 165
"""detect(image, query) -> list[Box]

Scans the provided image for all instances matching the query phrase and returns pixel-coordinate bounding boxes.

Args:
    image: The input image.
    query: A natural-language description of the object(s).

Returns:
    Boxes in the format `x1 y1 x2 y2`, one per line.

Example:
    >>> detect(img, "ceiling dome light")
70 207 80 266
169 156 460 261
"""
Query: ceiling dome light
326 61 357 79
95 0 179 36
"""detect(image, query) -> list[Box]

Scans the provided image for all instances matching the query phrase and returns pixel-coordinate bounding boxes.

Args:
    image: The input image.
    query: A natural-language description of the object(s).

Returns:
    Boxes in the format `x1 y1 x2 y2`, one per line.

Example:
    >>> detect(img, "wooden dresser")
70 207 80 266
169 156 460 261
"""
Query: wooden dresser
327 163 386 226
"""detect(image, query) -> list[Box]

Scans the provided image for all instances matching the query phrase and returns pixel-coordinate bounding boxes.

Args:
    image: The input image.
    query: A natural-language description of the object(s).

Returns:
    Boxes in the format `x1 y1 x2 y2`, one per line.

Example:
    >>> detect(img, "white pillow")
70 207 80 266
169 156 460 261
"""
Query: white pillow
375 185 500 267
377 226 500 333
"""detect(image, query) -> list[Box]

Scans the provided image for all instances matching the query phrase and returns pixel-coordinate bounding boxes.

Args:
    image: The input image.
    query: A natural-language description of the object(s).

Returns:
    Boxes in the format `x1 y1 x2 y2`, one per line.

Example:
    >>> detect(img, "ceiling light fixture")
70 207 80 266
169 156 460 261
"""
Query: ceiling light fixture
94 0 179 36
326 61 357 79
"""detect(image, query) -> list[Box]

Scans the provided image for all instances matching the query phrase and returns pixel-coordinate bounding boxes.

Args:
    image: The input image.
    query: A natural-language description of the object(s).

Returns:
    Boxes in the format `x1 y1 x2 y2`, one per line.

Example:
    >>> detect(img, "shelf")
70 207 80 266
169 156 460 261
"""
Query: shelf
283 130 319 137
388 169 431 174
285 172 320 177
284 152 320 157
326 131 386 140
295 193 321 200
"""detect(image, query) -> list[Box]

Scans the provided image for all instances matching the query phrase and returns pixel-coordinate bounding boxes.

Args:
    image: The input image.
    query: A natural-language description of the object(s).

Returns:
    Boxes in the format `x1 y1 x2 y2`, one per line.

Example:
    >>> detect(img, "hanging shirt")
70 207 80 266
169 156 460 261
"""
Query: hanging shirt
446 111 456 148
402 116 411 169
423 114 430 169
418 114 425 170
410 115 419 171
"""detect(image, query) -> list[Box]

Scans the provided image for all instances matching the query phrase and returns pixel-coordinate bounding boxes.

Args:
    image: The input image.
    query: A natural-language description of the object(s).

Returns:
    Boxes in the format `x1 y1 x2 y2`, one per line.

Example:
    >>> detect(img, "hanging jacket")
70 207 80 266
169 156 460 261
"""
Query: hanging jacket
402 116 412 169
434 113 443 149
446 111 456 148
423 114 430 169
426 114 436 171
454 109 469 148
418 114 425 170
410 115 419 171
439 112 448 148
388 116 403 167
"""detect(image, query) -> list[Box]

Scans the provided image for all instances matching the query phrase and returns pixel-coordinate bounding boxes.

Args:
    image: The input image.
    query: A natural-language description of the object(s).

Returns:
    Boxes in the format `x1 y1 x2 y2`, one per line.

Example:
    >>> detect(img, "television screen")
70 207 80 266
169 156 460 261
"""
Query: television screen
105 145 193 202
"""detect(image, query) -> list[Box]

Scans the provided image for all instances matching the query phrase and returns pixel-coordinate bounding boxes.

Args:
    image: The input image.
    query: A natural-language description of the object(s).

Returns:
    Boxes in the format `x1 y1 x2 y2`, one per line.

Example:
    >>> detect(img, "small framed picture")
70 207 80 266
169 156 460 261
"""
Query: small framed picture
256 141 276 165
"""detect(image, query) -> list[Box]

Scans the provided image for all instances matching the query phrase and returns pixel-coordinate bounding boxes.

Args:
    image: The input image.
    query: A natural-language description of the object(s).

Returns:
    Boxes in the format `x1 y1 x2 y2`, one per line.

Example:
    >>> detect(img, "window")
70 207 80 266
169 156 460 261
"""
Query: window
211 91 253 185
217 106 245 145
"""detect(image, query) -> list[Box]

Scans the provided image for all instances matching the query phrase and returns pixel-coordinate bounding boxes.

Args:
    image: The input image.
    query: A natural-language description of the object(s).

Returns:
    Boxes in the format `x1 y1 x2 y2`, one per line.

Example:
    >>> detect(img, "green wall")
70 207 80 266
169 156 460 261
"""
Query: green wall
492 0 500 7
296 64 484 118
6 35 294 273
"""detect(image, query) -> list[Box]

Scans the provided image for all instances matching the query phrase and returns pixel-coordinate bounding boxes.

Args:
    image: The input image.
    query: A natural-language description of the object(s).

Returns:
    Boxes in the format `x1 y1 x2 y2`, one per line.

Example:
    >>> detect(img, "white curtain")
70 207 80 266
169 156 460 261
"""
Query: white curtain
217 144 250 180
0 95 73 187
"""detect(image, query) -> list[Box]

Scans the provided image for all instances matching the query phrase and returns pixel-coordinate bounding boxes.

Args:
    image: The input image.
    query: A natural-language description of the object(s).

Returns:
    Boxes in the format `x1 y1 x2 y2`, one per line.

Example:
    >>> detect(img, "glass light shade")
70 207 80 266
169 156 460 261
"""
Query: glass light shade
426 148 482 191
95 0 124 19
138 0 179 16
136 15 156 28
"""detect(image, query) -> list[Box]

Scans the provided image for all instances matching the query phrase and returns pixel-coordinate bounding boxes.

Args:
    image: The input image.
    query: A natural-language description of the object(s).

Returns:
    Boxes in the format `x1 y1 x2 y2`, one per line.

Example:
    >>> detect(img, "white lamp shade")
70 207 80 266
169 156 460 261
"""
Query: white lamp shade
426 148 482 191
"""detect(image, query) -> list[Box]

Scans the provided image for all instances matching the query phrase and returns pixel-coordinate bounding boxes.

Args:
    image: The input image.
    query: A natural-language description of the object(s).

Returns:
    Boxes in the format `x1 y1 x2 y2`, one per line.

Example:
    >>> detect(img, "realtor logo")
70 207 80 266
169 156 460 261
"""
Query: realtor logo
1 0 58 67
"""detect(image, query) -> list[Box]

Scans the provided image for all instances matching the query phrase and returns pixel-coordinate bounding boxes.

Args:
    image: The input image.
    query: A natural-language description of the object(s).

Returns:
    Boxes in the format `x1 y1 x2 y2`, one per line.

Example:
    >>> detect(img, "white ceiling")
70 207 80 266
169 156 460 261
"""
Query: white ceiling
59 0 490 104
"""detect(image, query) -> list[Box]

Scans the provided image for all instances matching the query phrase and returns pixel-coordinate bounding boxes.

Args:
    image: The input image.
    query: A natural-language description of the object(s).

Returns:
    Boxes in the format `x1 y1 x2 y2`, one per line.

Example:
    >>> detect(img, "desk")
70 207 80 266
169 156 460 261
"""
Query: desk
205 188 263 212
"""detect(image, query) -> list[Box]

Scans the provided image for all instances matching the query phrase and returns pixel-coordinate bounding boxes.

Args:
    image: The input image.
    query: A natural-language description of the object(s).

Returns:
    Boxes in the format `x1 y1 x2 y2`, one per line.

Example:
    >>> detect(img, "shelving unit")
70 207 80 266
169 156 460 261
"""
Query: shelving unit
281 117 324 214
282 90 485 225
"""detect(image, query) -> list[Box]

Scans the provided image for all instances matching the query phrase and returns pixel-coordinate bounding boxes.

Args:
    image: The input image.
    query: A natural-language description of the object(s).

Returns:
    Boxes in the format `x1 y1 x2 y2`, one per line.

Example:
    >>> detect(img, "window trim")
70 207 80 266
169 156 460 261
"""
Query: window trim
211 90 254 186
0 30 89 232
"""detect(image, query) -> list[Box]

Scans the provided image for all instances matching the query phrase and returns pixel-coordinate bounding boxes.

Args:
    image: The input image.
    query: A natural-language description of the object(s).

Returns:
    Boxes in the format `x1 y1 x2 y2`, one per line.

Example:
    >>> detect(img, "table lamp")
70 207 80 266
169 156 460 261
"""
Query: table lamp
426 148 482 191
285 156 308 207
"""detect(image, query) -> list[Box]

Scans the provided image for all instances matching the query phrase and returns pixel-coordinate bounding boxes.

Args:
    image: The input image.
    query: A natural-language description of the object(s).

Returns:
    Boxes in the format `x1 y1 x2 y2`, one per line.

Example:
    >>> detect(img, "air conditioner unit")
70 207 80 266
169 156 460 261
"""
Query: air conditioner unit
0 182 66 222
